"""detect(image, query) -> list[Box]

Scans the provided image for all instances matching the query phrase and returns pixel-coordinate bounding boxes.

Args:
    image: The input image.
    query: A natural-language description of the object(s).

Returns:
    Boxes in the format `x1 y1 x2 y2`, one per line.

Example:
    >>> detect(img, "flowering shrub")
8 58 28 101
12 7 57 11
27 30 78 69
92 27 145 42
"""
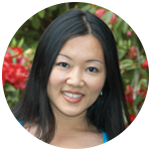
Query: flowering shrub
3 46 34 108
94 6 149 124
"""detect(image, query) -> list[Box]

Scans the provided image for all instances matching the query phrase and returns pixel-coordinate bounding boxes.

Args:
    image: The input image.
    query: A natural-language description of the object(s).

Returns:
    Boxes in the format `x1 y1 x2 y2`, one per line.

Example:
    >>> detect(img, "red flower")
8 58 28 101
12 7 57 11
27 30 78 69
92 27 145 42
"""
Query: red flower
128 46 137 59
12 64 28 90
95 10 117 25
2 61 28 89
125 84 134 105
12 46 23 55
14 80 26 90
2 61 10 86
137 86 148 98
4 51 12 63
2 104 6 114
126 30 132 36
16 55 26 65
125 84 133 95
95 9 106 18
125 95 133 105
141 59 148 69
130 114 141 127
109 14 118 25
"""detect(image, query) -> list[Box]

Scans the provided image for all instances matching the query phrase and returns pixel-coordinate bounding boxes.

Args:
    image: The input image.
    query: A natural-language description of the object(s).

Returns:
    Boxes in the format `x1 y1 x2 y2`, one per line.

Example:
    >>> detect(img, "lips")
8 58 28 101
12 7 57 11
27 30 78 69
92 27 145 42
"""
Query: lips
62 93 84 103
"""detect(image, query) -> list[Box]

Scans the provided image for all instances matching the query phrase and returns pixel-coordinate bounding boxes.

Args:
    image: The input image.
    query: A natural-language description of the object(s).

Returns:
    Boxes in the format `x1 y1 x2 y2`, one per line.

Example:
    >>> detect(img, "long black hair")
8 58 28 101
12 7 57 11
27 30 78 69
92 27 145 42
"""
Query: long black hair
12 9 131 143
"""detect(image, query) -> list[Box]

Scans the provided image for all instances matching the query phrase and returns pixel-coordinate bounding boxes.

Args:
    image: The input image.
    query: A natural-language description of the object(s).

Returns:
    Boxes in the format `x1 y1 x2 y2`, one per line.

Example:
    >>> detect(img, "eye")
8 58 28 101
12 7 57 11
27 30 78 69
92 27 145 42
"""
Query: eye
56 62 69 68
87 67 98 73
56 62 98 73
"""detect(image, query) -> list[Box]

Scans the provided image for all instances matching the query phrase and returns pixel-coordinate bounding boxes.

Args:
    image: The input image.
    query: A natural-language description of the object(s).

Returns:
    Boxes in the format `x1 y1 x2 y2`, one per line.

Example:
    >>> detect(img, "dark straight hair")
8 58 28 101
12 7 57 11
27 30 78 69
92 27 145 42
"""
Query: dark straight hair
12 9 131 143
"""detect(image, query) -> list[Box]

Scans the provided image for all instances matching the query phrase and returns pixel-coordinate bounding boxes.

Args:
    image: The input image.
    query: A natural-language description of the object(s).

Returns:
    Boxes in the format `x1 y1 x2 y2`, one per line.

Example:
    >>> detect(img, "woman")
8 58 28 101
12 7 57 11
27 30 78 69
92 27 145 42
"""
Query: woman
12 9 131 148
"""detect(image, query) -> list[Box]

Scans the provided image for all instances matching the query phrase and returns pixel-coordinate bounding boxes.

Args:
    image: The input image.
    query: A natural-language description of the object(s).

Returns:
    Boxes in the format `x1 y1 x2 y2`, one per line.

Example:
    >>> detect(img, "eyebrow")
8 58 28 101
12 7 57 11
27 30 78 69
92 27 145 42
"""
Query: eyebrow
58 54 103 64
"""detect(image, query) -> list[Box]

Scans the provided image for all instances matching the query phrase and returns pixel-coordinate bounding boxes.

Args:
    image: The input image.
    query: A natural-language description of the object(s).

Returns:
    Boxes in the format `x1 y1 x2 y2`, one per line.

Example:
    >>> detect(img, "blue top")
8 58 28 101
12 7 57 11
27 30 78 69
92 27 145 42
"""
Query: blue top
2 121 140 149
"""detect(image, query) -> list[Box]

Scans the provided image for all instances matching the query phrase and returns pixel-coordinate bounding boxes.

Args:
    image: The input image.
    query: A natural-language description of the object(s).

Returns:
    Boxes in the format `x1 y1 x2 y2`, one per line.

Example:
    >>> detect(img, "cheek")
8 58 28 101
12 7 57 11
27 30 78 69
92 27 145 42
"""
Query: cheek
87 75 105 94
47 69 65 100
85 76 105 107
49 69 64 88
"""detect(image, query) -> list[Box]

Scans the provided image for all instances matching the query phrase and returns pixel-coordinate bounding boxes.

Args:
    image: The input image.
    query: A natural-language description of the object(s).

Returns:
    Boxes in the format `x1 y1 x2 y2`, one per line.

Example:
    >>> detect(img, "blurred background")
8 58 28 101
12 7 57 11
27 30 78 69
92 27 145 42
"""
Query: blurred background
2 2 148 125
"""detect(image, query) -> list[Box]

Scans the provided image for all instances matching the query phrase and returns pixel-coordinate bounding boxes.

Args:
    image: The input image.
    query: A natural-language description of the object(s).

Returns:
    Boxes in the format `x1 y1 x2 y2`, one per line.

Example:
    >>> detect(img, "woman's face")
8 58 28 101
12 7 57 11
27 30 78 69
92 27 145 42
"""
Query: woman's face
47 34 106 116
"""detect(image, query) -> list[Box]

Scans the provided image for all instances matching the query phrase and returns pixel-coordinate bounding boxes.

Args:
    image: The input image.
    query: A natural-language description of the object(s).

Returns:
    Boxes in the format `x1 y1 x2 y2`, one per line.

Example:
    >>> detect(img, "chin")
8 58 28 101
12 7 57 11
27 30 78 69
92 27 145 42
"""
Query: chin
61 108 87 117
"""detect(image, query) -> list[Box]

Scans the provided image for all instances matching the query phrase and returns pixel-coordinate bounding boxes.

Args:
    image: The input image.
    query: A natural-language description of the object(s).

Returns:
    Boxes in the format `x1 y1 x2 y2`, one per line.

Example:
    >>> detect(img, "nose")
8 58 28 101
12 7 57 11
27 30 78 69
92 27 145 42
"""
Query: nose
66 68 84 87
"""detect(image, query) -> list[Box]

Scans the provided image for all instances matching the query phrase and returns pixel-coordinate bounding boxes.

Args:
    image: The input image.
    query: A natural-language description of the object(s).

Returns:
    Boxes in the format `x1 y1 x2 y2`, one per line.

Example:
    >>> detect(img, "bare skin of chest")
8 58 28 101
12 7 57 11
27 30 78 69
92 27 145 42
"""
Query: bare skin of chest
50 130 103 149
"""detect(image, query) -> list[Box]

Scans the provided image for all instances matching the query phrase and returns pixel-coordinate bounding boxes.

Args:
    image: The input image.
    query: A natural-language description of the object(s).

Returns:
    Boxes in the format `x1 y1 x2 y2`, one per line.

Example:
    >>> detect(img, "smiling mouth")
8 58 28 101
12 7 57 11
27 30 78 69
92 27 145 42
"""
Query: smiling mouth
63 92 83 98
62 91 84 103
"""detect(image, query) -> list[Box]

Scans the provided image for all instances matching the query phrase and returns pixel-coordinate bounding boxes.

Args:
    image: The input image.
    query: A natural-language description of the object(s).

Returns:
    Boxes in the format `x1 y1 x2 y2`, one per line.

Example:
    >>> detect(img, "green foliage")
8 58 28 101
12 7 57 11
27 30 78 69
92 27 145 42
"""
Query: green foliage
2 2 63 49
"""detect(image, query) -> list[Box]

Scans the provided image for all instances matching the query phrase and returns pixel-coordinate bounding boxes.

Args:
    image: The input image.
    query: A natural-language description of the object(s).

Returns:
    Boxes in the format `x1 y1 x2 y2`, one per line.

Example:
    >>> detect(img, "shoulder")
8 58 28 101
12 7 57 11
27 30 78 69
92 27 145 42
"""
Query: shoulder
2 121 23 149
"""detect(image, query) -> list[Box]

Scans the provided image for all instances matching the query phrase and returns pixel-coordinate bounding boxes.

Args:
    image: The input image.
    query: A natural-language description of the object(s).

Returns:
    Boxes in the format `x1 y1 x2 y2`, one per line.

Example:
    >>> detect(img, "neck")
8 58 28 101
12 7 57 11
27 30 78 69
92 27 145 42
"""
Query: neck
51 106 92 135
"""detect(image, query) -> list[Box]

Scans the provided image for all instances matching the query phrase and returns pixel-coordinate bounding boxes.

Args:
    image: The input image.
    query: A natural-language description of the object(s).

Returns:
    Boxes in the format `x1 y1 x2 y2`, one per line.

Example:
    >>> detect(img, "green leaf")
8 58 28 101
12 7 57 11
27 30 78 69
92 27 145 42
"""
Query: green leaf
126 66 138 70
18 37 24 47
31 15 40 30
138 67 146 75
18 2 30 11
114 17 123 29
23 11 33 20
120 59 133 64
89 7 96 14
122 22 128 34
101 11 113 24
10 38 17 47
4 82 16 92
7 49 15 55
138 79 148 88
81 5 90 11
118 49 127 59
133 94 144 106
36 2 45 18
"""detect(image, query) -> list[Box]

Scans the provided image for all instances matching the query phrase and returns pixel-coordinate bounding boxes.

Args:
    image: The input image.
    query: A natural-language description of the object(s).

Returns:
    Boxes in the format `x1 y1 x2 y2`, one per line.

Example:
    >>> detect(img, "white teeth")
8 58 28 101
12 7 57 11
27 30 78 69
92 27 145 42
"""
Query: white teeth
63 92 83 98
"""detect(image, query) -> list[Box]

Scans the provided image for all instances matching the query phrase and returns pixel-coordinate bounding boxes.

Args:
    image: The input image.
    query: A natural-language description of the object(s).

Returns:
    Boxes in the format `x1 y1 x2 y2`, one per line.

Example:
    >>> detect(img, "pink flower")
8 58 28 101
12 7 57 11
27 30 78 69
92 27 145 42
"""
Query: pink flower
128 46 137 59
95 9 106 18
95 10 117 25
125 84 134 105
109 14 118 25
126 30 132 36
141 59 148 69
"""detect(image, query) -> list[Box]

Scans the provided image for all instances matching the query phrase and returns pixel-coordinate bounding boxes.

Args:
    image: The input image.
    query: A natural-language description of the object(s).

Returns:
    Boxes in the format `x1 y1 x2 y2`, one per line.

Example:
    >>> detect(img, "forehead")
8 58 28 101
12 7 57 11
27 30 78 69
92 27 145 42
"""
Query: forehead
59 34 104 60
